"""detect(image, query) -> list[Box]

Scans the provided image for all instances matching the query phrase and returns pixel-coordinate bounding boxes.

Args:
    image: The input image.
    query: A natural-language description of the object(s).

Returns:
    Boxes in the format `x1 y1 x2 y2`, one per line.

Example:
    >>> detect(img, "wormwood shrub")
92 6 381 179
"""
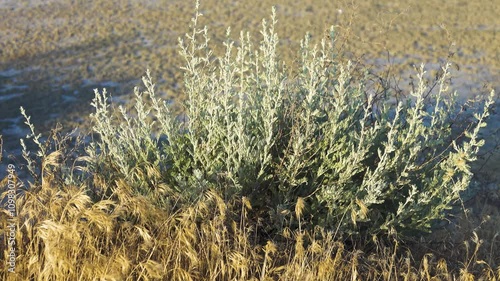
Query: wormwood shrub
3 115 498 280
3 109 498 280
87 2 494 237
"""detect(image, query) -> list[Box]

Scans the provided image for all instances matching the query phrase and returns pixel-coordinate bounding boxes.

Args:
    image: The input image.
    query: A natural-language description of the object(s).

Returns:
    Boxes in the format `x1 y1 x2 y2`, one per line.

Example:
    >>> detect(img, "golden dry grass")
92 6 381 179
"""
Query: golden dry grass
1 157 499 280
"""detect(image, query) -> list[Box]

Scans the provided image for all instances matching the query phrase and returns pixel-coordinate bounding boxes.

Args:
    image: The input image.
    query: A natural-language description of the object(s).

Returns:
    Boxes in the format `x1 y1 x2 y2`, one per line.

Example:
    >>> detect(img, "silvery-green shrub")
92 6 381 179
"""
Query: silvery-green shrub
86 2 495 236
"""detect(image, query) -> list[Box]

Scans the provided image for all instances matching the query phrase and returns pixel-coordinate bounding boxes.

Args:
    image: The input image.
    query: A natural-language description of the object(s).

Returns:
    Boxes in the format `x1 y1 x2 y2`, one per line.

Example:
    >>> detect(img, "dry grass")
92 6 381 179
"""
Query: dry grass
1 148 499 280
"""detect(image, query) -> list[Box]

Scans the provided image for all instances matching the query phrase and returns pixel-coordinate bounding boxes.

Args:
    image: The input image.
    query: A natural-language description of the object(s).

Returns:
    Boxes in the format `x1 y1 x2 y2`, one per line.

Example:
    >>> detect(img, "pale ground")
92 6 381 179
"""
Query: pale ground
1 0 498 125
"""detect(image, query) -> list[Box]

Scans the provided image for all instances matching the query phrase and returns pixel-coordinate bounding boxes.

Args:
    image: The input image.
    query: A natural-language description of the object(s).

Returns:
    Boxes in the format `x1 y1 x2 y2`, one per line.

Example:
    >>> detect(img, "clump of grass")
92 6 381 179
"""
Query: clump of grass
1 1 498 280
1 158 499 280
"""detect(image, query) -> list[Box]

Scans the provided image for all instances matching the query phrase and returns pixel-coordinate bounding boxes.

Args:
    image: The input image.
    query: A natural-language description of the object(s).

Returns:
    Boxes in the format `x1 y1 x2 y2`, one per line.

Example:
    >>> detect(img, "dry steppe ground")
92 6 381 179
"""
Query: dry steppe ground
1 0 498 133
